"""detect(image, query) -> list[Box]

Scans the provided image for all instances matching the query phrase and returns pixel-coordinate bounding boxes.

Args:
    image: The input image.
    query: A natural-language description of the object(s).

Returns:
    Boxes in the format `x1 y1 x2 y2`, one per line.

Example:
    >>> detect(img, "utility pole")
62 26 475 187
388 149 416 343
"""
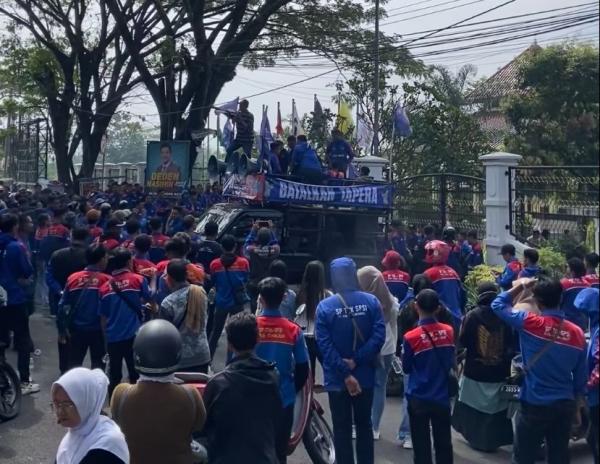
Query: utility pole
372 0 381 157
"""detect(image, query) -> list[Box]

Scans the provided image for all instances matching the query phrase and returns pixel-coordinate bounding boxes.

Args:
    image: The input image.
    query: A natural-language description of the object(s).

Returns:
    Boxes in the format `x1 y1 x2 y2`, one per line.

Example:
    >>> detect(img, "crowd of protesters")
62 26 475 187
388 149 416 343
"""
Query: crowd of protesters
0 179 598 464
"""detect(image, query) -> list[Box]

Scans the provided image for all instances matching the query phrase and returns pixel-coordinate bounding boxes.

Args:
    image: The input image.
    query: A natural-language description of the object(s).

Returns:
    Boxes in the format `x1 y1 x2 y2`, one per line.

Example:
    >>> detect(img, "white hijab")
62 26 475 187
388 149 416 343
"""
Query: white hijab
54 368 130 464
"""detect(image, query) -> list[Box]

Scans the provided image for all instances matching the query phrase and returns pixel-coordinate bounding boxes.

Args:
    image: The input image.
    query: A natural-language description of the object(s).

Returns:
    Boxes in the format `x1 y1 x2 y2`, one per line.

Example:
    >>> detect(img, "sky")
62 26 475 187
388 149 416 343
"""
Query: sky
116 0 600 142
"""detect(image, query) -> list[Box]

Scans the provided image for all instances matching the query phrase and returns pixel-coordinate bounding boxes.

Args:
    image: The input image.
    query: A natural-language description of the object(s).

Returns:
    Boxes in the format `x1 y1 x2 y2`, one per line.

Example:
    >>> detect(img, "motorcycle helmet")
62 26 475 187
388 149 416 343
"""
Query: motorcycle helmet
133 320 182 376
442 226 456 242
424 240 451 265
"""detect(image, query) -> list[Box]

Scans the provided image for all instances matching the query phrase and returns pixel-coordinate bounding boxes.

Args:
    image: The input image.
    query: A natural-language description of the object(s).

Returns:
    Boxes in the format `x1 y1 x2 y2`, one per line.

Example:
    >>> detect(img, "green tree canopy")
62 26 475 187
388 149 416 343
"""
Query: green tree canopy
105 114 146 164
503 42 599 166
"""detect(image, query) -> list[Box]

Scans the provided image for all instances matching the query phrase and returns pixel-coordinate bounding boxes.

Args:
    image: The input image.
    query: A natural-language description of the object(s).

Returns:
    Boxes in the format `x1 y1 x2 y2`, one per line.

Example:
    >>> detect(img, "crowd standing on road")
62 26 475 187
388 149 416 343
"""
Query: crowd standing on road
0 180 598 464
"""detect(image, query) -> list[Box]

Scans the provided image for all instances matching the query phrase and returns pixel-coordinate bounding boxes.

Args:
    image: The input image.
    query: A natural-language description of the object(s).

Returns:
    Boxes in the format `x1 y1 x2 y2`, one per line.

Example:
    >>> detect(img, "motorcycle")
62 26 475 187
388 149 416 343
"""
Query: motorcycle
0 341 21 421
174 371 335 464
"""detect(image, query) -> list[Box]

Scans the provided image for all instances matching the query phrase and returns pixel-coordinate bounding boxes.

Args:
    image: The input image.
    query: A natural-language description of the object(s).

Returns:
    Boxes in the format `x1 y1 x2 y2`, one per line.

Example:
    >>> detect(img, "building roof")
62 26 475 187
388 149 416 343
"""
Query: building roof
465 44 541 105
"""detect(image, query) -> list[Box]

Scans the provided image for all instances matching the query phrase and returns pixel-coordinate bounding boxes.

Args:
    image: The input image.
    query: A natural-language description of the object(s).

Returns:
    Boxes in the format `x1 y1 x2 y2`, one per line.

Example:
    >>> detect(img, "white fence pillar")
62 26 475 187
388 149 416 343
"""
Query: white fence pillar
480 152 523 266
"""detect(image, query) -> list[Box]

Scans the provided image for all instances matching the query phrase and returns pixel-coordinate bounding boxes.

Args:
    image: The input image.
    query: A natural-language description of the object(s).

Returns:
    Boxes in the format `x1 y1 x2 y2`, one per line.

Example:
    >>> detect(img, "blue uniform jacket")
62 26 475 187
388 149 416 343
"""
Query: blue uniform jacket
560 277 590 331
491 292 587 405
575 287 599 333
39 223 70 262
58 268 111 334
497 258 523 291
255 308 309 407
403 319 455 406
424 265 465 326
588 328 599 408
315 258 385 392
99 269 153 343
209 255 250 310
0 233 34 306
519 265 543 279
291 142 322 174
465 242 483 271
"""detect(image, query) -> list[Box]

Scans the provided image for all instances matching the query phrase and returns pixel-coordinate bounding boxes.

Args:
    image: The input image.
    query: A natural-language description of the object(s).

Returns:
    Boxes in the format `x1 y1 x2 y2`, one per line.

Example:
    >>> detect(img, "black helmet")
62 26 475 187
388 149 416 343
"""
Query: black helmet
133 320 182 377
442 226 456 242
119 200 129 209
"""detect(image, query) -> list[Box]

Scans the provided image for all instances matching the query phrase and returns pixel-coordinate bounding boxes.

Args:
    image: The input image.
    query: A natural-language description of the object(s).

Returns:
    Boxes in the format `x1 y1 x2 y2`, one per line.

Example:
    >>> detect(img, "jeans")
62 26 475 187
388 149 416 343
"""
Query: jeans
208 307 244 359
0 305 31 382
372 354 393 431
513 400 575 464
48 291 60 316
408 397 453 464
276 404 295 464
69 329 106 371
328 389 374 464
107 337 138 398
398 374 411 439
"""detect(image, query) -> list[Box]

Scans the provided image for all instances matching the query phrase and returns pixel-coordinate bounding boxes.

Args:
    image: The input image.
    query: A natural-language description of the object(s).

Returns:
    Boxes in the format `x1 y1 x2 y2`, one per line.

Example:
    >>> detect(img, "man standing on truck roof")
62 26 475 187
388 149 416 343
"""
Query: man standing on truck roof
326 129 355 178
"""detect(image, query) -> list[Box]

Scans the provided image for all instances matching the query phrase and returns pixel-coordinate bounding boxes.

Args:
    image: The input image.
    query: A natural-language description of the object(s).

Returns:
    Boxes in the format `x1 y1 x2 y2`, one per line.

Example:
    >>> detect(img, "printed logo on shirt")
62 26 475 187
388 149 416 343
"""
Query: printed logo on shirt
334 304 369 318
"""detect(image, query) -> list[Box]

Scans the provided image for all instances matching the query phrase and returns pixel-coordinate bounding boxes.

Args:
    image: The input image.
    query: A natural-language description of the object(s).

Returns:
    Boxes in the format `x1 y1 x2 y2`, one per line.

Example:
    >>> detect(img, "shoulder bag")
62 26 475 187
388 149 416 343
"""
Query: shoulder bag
222 258 248 308
499 318 565 401
110 280 144 322
337 293 382 368
421 326 459 398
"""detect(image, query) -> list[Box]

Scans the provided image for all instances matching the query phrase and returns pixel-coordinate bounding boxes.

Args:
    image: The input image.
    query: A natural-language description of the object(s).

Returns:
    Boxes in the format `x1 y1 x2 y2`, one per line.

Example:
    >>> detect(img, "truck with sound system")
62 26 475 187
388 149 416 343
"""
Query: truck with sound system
196 154 393 283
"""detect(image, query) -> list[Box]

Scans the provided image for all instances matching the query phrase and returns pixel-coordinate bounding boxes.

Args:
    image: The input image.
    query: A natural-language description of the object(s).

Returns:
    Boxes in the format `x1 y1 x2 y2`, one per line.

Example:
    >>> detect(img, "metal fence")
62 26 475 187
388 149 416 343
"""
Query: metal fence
508 166 600 245
395 173 486 237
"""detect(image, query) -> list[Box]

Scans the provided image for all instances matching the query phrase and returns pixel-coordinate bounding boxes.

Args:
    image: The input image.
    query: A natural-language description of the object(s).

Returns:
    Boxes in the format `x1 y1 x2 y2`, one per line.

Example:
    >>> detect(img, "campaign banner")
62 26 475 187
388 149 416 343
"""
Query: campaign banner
266 177 393 209
145 141 190 195
223 173 265 201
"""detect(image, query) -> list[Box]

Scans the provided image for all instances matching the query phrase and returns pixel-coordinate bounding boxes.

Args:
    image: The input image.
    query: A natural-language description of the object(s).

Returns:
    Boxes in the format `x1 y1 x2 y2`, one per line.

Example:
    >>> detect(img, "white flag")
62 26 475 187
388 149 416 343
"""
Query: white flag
356 114 374 152
291 100 304 136
214 97 239 116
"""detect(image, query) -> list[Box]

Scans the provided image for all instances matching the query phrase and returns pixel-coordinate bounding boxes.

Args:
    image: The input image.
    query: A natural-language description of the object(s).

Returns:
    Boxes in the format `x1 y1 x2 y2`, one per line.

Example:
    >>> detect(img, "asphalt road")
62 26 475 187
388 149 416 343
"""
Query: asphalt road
0 312 593 464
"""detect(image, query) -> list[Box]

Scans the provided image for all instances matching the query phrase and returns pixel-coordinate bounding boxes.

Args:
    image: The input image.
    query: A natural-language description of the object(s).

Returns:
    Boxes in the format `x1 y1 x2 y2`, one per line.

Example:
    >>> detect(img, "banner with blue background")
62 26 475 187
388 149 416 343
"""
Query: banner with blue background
266 177 393 209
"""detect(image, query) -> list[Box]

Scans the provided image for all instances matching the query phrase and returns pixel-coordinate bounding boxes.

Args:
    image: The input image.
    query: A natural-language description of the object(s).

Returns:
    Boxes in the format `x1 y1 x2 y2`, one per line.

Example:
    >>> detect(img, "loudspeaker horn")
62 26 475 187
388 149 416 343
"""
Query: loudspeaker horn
238 154 259 176
207 155 227 183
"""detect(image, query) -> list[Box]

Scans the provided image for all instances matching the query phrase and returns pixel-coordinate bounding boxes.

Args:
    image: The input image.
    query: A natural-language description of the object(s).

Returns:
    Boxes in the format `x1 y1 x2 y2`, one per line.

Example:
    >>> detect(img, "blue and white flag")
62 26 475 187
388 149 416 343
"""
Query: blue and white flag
393 103 412 138
259 107 275 168
222 118 234 148
214 97 239 116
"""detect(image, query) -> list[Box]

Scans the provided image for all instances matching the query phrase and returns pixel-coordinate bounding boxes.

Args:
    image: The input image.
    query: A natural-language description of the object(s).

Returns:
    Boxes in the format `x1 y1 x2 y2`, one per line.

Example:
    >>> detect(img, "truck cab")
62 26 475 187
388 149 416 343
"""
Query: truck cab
196 202 387 283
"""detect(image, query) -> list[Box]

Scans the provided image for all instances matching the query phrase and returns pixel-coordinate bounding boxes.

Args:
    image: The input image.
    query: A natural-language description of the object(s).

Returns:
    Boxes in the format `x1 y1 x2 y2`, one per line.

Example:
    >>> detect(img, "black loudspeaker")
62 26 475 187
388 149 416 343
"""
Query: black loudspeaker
238 154 259 176
207 155 227 183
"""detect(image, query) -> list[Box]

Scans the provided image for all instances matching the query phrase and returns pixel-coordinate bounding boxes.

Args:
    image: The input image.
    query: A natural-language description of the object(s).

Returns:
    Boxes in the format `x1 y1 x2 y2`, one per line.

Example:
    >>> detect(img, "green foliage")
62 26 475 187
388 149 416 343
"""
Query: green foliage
105 114 147 164
464 264 503 307
503 42 599 166
537 247 567 280
392 80 491 179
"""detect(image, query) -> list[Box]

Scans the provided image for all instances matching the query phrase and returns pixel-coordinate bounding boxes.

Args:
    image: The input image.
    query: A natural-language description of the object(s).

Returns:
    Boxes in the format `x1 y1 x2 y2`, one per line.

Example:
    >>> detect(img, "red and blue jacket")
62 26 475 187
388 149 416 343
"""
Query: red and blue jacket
88 225 103 240
382 269 410 303
588 328 599 408
93 236 120 251
99 269 153 343
519 265 543 279
497 258 523 291
446 242 463 277
560 277 590 331
149 233 169 264
209 254 250 310
491 292 587 405
575 287 599 333
40 223 70 262
584 273 599 289
465 242 483 271
58 268 111 333
155 259 205 304
402 319 455 406
0 233 34 306
424 265 465 325
255 309 309 408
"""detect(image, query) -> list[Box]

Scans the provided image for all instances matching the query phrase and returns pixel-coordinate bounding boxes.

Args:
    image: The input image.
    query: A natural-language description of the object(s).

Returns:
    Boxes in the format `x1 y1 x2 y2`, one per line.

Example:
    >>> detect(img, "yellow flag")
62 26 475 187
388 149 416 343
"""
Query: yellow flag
336 100 354 134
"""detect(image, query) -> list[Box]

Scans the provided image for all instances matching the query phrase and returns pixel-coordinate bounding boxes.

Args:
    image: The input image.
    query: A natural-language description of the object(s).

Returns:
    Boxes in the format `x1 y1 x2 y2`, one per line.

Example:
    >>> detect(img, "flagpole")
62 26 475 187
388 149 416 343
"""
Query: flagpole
373 0 381 158
216 115 221 158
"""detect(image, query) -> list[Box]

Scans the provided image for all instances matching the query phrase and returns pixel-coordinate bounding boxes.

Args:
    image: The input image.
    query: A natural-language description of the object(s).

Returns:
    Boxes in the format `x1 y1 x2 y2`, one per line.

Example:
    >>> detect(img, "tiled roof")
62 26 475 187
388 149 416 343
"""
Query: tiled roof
465 44 542 105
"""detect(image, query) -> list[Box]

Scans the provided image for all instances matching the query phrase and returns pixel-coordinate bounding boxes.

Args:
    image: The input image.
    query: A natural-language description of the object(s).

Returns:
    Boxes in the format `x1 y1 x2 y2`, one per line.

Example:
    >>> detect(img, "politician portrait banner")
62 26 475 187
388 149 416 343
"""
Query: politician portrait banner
145 141 191 195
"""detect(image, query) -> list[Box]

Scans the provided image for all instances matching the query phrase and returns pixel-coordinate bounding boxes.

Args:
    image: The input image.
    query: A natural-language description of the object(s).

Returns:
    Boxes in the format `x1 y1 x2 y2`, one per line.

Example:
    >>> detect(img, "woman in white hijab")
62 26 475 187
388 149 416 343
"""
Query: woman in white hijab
53 367 129 464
